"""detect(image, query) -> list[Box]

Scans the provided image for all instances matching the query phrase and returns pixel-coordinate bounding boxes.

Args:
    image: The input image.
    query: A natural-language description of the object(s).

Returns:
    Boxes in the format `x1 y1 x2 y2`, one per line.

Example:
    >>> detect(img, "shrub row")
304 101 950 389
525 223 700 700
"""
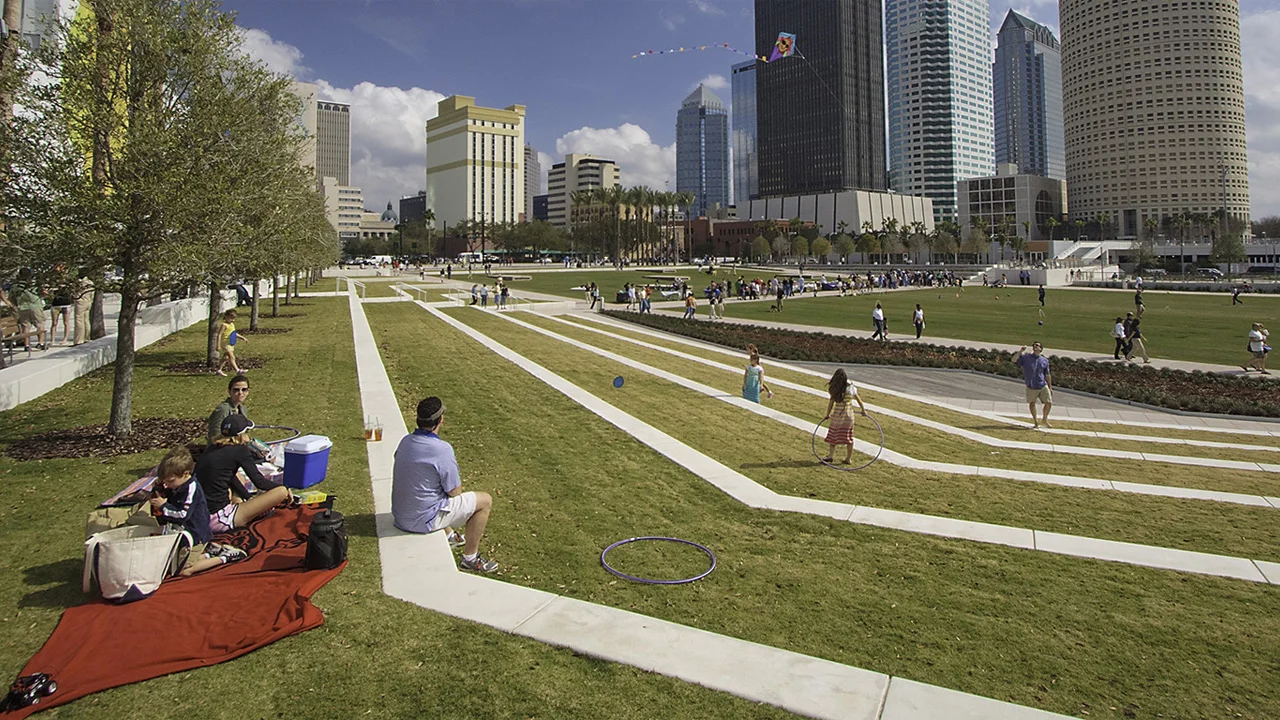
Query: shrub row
604 311 1280 418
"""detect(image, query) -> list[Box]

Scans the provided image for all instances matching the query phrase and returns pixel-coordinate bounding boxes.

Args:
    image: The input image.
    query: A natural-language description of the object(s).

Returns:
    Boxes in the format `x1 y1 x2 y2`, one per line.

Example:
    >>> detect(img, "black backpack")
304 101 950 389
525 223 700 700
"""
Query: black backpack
304 503 347 570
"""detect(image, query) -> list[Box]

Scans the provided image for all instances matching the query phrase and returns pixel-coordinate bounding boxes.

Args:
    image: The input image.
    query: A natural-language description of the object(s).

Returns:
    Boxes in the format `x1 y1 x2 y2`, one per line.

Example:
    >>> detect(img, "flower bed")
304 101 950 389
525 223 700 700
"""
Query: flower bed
604 311 1280 418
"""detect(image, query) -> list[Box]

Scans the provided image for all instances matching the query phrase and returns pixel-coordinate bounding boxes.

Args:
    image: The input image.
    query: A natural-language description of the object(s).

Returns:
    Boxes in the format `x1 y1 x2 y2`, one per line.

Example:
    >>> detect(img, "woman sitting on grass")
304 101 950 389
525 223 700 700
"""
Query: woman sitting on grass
197 415 291 534
820 368 866 465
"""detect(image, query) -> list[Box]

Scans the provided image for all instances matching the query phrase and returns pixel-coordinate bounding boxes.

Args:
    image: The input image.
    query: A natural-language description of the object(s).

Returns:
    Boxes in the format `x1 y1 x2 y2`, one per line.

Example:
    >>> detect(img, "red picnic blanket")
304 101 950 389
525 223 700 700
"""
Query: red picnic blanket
3 505 345 718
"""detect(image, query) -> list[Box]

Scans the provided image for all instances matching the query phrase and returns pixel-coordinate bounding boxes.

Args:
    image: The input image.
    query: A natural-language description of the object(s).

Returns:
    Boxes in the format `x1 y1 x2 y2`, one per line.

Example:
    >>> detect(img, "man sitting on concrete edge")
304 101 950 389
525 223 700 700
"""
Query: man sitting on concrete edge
391 396 498 573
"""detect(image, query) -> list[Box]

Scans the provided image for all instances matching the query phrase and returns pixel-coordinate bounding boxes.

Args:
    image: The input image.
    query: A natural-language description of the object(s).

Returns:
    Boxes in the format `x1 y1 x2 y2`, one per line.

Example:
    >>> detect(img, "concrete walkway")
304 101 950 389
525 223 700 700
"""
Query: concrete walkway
346 289 1075 720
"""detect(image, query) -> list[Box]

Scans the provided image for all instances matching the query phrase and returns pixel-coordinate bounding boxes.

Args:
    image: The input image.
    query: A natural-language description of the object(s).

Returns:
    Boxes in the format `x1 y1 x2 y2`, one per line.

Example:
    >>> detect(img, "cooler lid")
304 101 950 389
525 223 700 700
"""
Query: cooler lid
285 434 332 454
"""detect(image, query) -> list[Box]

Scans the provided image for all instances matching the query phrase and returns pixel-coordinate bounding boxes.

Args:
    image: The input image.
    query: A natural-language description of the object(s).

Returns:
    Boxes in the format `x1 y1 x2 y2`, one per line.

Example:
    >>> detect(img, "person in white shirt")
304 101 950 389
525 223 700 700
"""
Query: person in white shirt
1243 322 1270 374
912 304 925 339
871 303 887 341
1111 317 1126 360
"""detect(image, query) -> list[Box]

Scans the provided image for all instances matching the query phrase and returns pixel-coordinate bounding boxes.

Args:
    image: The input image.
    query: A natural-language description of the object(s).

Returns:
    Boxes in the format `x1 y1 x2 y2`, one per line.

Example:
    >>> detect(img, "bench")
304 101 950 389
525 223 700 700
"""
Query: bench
1 314 25 361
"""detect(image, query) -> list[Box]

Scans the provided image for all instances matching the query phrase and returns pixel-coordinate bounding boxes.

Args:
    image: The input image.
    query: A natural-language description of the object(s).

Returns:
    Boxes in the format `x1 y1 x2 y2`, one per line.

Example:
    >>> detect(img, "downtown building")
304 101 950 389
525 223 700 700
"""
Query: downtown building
886 0 994 222
1059 0 1250 238
731 60 758 204
292 81 358 239
424 95 526 232
545 154 621 229
993 10 1064 181
676 85 730 219
753 0 887 197
524 145 542 222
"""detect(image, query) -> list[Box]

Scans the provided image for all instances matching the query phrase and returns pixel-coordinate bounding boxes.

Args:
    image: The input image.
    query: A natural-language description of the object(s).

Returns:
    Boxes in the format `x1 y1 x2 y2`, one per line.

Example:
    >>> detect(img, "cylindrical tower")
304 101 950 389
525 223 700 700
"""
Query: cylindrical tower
1059 0 1249 239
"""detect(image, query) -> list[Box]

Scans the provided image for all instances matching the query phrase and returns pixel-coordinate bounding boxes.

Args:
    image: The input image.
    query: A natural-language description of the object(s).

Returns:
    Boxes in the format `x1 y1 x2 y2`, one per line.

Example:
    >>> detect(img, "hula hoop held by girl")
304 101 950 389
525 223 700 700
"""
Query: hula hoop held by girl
820 368 866 464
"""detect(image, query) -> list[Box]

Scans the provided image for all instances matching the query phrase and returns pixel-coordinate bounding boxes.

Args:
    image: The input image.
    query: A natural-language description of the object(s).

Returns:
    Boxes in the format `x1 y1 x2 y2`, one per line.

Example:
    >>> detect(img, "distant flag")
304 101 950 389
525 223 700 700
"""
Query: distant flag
769 32 796 61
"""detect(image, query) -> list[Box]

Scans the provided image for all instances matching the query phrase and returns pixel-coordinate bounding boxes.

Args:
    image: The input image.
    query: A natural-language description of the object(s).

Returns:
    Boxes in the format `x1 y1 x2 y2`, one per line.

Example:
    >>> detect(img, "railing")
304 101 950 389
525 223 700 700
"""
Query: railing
336 277 367 299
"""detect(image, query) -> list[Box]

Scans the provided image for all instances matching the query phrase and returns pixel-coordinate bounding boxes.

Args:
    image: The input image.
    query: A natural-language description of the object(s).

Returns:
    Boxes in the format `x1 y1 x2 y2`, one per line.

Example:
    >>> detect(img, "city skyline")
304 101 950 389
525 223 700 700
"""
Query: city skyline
225 0 1280 219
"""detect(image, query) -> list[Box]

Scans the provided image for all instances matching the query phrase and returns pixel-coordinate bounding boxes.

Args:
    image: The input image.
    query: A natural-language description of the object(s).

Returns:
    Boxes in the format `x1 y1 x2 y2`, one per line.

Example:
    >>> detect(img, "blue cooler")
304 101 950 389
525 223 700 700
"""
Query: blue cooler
283 434 332 489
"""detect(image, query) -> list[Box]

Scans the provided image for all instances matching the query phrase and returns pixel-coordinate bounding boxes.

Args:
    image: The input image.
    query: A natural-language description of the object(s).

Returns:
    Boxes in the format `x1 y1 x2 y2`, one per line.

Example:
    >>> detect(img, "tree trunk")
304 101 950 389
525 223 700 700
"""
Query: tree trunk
292 273 300 299
283 273 292 306
107 285 140 439
249 279 260 331
206 282 221 367
90 290 106 339
272 275 280 315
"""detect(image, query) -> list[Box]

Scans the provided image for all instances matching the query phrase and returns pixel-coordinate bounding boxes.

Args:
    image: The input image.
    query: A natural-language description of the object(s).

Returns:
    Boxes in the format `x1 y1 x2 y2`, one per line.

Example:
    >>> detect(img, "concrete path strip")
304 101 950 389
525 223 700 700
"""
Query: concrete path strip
530 313 1278 509
349 290 1074 720
438 304 1273 584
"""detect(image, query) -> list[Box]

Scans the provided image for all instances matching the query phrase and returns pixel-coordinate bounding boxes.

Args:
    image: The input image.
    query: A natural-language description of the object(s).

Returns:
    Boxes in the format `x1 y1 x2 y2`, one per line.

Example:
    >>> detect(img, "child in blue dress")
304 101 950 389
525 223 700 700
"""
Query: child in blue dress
741 344 773 403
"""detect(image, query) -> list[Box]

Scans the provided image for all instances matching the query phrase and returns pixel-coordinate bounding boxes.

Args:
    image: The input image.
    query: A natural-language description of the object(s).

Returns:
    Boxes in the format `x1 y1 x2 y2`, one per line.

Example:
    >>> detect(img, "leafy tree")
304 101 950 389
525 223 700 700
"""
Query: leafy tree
833 233 855 262
790 235 808 258
770 234 789 259
750 235 770 260
810 237 831 261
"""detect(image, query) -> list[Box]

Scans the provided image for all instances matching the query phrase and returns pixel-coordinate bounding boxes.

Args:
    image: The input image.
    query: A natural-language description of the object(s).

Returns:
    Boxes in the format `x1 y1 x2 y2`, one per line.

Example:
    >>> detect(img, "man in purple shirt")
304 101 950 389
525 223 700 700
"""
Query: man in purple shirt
1013 342 1053 428
391 396 498 573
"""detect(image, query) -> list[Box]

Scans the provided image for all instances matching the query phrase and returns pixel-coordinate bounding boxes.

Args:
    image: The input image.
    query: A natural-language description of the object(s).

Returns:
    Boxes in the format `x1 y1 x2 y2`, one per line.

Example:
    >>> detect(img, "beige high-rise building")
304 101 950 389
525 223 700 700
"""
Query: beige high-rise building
1060 0 1249 238
291 81 319 182
322 177 363 240
546 154 622 229
317 100 351 188
425 95 526 230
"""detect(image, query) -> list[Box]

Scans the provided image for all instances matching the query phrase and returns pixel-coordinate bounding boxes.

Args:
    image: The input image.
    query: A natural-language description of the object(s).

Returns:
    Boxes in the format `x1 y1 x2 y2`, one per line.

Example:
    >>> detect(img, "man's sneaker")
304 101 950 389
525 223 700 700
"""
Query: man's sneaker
445 530 466 548
209 543 247 564
459 555 499 573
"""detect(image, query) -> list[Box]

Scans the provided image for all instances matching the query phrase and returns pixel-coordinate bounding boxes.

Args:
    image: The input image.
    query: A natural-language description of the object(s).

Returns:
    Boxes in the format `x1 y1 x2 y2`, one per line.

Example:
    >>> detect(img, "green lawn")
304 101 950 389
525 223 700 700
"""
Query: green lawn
363 303 1280 719
0 298 803 720
708 285 1278 365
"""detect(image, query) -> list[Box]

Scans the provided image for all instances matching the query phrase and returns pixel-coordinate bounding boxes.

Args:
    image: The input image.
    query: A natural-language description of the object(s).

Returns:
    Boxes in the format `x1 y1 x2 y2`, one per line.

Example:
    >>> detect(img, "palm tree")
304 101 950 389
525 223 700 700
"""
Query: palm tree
969 216 990 263
1045 216 1060 245
596 185 626 266
861 221 876 263
908 220 927 263
677 191 695 262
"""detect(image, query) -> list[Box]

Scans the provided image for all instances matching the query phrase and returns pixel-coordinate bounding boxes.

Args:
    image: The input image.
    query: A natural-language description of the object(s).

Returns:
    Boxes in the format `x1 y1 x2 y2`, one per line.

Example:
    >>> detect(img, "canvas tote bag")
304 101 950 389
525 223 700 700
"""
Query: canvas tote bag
82 526 192 603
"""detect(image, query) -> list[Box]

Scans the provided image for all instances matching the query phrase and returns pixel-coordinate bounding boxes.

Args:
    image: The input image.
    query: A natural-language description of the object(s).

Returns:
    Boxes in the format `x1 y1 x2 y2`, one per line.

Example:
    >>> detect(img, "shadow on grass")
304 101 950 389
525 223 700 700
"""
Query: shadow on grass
20 558 83 609
738 459 823 470
342 513 378 539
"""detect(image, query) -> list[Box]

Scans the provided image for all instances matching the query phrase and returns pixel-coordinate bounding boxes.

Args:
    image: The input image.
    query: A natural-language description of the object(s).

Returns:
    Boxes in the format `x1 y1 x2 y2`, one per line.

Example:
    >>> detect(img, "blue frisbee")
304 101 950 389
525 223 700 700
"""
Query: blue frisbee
229 330 238 346
613 376 624 388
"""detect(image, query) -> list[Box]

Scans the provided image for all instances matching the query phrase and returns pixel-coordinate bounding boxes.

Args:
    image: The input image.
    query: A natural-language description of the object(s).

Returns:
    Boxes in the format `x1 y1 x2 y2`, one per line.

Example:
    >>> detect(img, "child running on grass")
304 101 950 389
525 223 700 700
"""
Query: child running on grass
215 309 247 377
741 344 773 403
149 446 246 576
820 368 866 465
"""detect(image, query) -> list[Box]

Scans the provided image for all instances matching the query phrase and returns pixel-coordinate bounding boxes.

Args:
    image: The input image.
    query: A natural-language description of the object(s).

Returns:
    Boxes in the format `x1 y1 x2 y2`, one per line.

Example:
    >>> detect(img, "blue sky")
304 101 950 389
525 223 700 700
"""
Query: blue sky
227 0 1280 219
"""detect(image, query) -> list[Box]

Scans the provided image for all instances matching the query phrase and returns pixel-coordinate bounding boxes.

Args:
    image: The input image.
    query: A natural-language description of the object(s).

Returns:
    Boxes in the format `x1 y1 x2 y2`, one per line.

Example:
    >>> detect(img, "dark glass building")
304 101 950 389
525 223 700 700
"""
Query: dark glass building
993 10 1064 180
754 0 887 197
676 85 731 219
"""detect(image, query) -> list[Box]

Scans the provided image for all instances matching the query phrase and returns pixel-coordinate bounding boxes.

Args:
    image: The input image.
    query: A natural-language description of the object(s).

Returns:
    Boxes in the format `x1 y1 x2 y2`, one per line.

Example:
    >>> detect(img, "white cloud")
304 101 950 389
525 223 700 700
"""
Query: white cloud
238 28 443 213
659 9 686 31
689 0 725 16
1242 9 1280 217
238 28 307 78
692 73 729 92
555 124 676 191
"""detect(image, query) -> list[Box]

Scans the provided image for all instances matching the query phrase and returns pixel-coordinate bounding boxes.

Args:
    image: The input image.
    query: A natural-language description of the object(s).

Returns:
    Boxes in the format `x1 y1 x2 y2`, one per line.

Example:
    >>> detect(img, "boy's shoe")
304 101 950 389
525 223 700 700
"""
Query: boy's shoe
445 530 466 548
209 543 248 564
459 554 499 573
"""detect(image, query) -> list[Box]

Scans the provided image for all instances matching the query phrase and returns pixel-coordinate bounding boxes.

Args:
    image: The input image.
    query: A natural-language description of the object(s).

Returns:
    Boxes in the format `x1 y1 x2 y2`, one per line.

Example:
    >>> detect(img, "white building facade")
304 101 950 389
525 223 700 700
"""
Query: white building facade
545 154 621 229
742 190 935 238
425 95 526 230
886 0 993 222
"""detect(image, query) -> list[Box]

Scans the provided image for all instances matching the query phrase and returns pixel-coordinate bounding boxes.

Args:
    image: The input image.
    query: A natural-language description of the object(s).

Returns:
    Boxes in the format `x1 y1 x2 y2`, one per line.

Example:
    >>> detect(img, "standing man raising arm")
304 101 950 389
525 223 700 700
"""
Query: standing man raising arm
1013 342 1053 429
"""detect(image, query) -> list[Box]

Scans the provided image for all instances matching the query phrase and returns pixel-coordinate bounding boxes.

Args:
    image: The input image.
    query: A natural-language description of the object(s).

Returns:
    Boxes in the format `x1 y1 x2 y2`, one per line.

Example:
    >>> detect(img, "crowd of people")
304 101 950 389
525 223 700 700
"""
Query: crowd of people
1 268 96 353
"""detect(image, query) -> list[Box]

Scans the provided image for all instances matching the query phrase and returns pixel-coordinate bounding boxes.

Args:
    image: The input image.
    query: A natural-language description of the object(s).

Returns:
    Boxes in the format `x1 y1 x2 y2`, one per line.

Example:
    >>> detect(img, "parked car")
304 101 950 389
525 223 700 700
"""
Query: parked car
1196 268 1225 278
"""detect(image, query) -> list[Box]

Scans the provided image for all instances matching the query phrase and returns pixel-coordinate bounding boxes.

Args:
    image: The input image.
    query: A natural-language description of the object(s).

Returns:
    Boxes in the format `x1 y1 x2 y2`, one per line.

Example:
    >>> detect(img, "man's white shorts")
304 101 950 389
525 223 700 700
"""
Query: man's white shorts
428 492 477 532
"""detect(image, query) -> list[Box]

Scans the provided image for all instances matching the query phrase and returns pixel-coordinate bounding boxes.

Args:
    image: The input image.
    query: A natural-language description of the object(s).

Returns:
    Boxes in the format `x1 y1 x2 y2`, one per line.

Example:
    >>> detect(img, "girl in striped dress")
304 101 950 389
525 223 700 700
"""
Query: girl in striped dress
741 344 773 403
821 368 866 464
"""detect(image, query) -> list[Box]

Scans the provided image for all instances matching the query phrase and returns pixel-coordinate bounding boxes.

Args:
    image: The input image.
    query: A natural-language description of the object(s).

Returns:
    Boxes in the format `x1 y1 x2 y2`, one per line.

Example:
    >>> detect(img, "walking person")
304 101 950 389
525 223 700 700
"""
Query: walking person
48 282 72 345
715 285 726 320
9 268 48 351
1232 286 1243 305
1124 314 1150 363
1013 342 1053 428
479 284 488 308
1038 284 1046 307
1242 322 1270 374
214 309 247 377
72 276 93 346
912 304 925 339
1111 316 1126 360
741 345 773 403
1134 287 1145 318
683 291 696 320
819 368 867 465
589 283 601 311
871 302 886 341
470 284 478 306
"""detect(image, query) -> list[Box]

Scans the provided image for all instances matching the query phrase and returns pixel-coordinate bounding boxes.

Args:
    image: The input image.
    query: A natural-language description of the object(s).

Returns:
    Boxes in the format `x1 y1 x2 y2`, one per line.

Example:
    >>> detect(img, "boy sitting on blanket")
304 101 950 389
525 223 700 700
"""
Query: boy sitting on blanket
150 447 246 576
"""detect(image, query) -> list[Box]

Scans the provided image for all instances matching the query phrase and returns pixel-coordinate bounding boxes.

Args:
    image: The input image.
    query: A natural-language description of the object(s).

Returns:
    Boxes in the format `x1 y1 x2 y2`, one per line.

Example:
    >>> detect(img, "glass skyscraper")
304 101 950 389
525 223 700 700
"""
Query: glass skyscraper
731 60 758 204
993 10 1064 180
676 85 730 219
754 0 887 197
886 0 993 221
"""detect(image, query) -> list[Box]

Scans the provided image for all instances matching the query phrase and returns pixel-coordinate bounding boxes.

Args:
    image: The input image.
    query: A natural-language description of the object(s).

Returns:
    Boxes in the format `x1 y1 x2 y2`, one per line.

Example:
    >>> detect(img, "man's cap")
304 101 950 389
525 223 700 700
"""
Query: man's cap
221 414 255 437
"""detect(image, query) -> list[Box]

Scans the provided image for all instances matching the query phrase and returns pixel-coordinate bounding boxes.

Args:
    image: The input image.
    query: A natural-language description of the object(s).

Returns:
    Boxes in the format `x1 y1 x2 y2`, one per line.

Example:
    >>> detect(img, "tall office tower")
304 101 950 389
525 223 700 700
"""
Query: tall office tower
316 100 351 187
524 145 542 221
425 95 526 229
676 85 730 219
291 82 320 182
993 10 1064 181
1060 0 1249 237
886 0 993 222
731 60 758 204
754 0 886 197
545 154 621 229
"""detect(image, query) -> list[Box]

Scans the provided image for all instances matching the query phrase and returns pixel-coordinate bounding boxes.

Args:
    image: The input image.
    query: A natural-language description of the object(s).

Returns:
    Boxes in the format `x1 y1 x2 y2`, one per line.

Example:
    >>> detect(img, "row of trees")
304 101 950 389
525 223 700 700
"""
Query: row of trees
568 186 696 264
0 0 338 437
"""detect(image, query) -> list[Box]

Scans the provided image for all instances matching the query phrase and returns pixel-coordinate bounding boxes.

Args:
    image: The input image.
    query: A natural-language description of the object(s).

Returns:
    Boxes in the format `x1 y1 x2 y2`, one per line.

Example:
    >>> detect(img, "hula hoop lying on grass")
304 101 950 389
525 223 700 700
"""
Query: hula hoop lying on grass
600 536 717 585
253 425 301 446
810 414 884 472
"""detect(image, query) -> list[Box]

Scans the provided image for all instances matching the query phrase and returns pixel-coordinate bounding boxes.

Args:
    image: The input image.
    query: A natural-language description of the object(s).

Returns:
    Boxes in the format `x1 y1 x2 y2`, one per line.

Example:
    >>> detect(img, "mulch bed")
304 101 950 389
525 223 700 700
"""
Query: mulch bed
163 357 267 374
5 418 206 461
237 327 292 336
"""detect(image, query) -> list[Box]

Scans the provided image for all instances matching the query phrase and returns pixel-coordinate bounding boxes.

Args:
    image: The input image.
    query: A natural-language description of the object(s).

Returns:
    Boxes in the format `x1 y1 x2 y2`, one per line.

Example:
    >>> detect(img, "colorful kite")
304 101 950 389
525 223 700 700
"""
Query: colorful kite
769 32 796 61
631 42 768 62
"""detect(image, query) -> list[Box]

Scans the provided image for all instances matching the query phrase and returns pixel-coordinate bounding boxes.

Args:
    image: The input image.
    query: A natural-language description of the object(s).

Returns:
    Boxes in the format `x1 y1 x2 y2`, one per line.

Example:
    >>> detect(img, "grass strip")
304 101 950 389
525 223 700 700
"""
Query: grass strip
373 303 1280 719
0 298 799 720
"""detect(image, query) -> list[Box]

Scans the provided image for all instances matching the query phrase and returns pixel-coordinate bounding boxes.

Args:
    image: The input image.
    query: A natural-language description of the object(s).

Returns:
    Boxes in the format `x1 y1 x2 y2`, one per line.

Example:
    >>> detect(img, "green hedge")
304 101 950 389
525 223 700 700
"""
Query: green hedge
604 311 1280 418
